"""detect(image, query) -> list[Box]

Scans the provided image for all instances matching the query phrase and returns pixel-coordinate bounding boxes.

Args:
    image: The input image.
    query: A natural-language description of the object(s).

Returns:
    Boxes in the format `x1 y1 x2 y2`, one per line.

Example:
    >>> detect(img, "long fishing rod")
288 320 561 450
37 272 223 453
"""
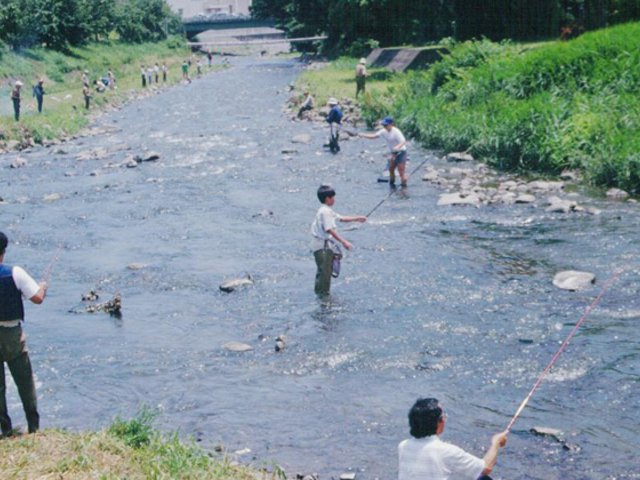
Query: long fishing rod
506 269 622 432
365 155 431 218
41 238 66 284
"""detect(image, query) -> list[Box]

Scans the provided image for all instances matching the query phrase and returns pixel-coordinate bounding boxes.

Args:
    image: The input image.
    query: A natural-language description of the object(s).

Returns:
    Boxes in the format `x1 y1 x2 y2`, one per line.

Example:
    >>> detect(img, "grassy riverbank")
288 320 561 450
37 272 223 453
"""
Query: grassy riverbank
0 38 210 146
301 22 640 193
0 411 268 480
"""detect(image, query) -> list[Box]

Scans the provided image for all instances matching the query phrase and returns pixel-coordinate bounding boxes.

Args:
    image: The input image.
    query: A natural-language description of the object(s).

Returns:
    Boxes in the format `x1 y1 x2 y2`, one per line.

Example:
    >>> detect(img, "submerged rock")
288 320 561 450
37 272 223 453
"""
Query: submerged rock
223 342 253 352
252 209 273 218
530 427 564 442
10 157 28 168
135 151 161 162
446 152 474 162
81 290 99 302
220 274 254 293
292 134 312 144
437 192 480 207
43 193 62 202
553 270 596 291
127 263 147 270
87 294 122 316
275 335 286 352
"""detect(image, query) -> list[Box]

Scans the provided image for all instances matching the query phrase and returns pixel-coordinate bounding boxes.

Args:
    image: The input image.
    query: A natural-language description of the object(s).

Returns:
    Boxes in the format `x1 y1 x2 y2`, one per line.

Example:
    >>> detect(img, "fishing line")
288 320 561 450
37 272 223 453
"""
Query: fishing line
506 269 623 432
41 237 67 284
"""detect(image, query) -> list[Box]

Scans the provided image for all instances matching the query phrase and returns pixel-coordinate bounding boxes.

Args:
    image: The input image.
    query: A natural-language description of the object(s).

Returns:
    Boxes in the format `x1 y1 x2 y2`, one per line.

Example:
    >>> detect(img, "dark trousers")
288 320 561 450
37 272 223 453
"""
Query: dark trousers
356 76 366 97
85 96 90 110
163 72 167 82
36 96 43 113
12 99 20 121
142 75 146 88
0 326 39 435
314 248 334 295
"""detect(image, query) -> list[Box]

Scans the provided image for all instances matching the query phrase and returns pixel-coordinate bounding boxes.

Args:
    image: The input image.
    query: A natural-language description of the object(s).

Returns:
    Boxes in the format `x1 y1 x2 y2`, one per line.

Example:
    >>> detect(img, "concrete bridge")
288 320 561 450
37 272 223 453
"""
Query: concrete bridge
183 17 276 40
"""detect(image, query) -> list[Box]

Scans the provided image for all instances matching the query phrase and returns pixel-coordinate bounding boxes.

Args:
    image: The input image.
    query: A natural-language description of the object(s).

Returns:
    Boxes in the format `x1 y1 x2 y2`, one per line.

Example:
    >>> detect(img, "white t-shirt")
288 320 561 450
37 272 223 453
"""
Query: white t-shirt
13 266 40 300
375 126 407 152
310 205 341 252
398 436 485 480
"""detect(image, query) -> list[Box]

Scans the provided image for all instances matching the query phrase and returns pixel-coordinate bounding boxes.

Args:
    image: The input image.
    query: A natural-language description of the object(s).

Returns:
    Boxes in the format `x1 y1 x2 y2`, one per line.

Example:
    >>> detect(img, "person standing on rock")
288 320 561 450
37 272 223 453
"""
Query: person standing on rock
0 232 47 436
355 58 368 97
140 65 146 88
399 398 508 480
359 117 408 187
310 185 366 295
32 78 46 113
297 90 314 119
11 81 22 121
326 98 343 154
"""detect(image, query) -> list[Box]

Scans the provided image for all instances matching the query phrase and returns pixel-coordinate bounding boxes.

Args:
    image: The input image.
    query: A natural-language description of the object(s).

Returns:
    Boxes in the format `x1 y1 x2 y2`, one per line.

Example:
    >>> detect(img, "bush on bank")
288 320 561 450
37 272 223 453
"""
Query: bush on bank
369 22 640 192
0 410 264 480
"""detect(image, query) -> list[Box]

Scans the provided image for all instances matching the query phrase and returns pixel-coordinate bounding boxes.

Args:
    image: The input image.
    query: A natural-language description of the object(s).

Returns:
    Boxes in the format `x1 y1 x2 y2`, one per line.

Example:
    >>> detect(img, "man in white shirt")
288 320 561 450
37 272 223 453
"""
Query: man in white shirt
310 185 366 295
359 117 408 187
0 232 47 436
398 398 508 480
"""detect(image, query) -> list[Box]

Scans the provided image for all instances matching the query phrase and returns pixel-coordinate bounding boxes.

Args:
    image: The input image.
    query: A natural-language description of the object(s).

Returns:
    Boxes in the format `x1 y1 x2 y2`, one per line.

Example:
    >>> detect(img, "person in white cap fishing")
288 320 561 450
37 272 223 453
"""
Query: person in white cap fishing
11 81 23 121
359 117 408 187
355 57 368 97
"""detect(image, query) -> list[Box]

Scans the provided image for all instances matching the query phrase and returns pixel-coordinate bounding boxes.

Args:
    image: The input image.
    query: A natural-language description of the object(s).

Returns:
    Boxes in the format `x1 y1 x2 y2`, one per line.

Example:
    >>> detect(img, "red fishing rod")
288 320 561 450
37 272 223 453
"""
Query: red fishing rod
506 269 623 432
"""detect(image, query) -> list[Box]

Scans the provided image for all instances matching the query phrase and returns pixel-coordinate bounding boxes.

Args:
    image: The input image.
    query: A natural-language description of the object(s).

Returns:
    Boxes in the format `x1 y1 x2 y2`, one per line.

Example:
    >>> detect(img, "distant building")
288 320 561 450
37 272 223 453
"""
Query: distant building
166 0 252 18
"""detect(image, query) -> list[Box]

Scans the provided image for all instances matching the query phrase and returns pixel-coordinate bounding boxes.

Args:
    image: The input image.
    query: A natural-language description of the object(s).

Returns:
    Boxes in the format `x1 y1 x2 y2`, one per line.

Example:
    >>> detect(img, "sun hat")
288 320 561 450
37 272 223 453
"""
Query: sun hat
359 58 366 64
327 97 338 105
15 80 23 87
38 77 44 83
381 117 394 126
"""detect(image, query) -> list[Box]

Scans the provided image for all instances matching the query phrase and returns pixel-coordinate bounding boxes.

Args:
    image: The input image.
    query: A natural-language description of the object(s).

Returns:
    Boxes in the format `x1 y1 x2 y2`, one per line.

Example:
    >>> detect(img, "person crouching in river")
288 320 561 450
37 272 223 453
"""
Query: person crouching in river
310 185 366 296
0 232 47 436
398 398 508 480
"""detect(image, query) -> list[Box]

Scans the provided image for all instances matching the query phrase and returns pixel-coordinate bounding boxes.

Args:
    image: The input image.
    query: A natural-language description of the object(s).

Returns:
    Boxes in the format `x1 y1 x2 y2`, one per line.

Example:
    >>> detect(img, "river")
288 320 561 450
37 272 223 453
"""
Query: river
1 57 638 480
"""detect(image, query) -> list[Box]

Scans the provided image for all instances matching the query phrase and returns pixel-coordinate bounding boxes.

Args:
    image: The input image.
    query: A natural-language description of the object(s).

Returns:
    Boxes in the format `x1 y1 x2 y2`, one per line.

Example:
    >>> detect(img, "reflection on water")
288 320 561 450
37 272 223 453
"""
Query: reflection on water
1 57 639 480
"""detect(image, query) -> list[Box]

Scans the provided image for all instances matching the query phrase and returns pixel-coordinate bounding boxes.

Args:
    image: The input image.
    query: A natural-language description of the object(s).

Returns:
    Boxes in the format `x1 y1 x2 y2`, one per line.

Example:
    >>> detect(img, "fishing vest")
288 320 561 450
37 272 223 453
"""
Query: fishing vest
0 264 25 322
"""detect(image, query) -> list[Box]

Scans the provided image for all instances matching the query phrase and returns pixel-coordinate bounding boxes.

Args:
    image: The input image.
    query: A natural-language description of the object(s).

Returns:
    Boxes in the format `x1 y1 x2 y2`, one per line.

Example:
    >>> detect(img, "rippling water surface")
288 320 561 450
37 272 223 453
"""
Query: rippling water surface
1 58 639 480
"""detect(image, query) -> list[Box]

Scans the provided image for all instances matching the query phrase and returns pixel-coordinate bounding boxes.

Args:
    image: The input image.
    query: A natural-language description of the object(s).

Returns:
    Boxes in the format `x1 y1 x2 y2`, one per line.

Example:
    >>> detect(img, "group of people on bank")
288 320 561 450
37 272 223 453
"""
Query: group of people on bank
10 78 45 122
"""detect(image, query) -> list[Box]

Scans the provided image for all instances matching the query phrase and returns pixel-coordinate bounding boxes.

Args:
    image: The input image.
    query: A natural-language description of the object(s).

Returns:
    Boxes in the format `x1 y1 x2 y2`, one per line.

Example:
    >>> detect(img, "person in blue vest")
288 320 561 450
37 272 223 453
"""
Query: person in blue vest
32 78 46 113
0 232 47 436
326 98 343 154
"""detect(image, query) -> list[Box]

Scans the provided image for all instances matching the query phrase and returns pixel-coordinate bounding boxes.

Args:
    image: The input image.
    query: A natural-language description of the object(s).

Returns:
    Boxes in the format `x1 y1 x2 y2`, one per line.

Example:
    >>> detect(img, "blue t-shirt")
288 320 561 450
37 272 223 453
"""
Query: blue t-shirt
327 106 343 124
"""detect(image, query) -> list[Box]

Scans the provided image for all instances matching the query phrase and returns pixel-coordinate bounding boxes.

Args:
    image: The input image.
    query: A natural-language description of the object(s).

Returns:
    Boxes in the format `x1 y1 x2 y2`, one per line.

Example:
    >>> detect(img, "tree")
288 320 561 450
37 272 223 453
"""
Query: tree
79 0 116 42
115 0 181 43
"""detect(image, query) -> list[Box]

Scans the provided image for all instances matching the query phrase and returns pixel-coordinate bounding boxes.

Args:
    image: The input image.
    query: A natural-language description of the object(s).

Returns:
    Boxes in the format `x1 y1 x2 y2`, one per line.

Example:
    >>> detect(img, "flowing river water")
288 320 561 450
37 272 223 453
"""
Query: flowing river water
1 57 639 480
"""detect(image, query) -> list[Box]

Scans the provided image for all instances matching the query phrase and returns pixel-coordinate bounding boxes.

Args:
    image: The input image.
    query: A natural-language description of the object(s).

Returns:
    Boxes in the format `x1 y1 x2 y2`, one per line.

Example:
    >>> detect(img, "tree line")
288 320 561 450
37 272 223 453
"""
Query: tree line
0 0 182 51
251 0 640 54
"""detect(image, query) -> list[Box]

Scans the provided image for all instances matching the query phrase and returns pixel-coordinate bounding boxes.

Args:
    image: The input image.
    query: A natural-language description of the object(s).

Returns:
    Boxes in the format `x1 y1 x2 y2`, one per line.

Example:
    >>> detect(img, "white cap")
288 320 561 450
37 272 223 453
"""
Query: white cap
327 97 338 105
15 80 23 87
359 58 366 64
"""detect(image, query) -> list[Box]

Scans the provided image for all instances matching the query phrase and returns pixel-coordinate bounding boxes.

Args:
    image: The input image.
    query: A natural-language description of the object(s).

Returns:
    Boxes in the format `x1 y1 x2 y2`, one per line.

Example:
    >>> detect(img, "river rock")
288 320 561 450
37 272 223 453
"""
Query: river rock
446 152 474 162
545 198 577 213
127 263 147 270
340 474 357 480
223 342 253 352
6 140 20 151
252 209 273 218
219 274 254 293
275 335 286 352
76 147 109 161
437 192 480 207
135 151 161 162
560 170 579 181
553 270 596 291
449 167 473 177
515 193 536 204
606 188 629 200
585 207 602 215
530 427 564 442
43 193 62 202
282 148 298 154
10 157 27 169
292 134 312 144
422 170 439 182
107 142 131 153
496 192 517 205
528 180 565 191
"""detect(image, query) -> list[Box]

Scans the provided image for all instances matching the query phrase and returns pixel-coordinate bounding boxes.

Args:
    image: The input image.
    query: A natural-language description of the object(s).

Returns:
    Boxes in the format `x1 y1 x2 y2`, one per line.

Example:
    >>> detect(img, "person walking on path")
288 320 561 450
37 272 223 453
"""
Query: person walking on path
355 58 368 97
326 98 343 154
310 185 366 296
140 65 146 88
11 81 22 121
359 117 408 187
32 78 46 113
297 90 314 119
0 232 47 436
162 63 168 83
399 398 508 480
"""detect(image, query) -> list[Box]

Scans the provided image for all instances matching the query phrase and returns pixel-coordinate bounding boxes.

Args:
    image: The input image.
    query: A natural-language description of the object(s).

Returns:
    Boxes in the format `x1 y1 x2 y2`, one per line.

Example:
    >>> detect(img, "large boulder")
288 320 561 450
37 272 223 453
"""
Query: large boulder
292 134 313 144
553 271 596 291
437 192 481 207
606 188 629 200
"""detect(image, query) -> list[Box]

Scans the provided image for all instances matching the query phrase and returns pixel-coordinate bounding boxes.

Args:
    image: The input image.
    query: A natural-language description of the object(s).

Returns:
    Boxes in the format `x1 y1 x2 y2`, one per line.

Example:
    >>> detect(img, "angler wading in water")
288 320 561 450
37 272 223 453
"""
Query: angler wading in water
0 232 48 436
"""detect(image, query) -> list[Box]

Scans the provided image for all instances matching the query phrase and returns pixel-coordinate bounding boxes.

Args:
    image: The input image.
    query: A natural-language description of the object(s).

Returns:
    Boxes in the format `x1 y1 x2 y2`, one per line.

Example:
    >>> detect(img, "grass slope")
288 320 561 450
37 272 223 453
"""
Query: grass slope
0 38 205 145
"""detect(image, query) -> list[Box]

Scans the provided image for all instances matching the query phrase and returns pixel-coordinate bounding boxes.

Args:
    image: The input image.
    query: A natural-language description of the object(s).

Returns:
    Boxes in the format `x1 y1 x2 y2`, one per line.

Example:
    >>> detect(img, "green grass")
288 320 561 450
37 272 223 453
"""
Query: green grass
0 38 217 144
0 409 277 480
296 56 405 107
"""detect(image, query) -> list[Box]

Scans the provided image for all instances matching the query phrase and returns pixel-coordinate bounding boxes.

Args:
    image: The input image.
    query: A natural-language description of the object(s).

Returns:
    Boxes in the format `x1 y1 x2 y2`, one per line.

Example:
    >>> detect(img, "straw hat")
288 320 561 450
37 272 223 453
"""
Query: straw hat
327 97 338 105
359 58 366 64
15 80 23 87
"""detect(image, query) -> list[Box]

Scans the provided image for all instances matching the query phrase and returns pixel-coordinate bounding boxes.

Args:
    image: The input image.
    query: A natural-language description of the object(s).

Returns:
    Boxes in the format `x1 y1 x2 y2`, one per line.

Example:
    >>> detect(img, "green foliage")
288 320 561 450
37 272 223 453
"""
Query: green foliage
115 0 182 44
346 38 380 58
370 22 640 192
108 407 157 448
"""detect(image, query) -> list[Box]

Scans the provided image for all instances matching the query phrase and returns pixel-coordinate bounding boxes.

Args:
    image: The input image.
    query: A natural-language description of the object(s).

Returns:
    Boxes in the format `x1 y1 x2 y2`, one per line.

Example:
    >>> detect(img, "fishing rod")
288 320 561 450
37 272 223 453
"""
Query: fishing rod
506 269 623 432
365 155 431 219
41 238 66 284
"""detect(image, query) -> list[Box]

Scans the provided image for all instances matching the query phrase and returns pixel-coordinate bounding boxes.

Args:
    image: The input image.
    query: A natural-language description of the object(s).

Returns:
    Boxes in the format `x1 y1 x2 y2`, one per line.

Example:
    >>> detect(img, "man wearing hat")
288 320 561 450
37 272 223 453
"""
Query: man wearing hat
326 98 343 153
355 58 368 98
32 78 46 113
11 81 23 121
359 117 408 187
